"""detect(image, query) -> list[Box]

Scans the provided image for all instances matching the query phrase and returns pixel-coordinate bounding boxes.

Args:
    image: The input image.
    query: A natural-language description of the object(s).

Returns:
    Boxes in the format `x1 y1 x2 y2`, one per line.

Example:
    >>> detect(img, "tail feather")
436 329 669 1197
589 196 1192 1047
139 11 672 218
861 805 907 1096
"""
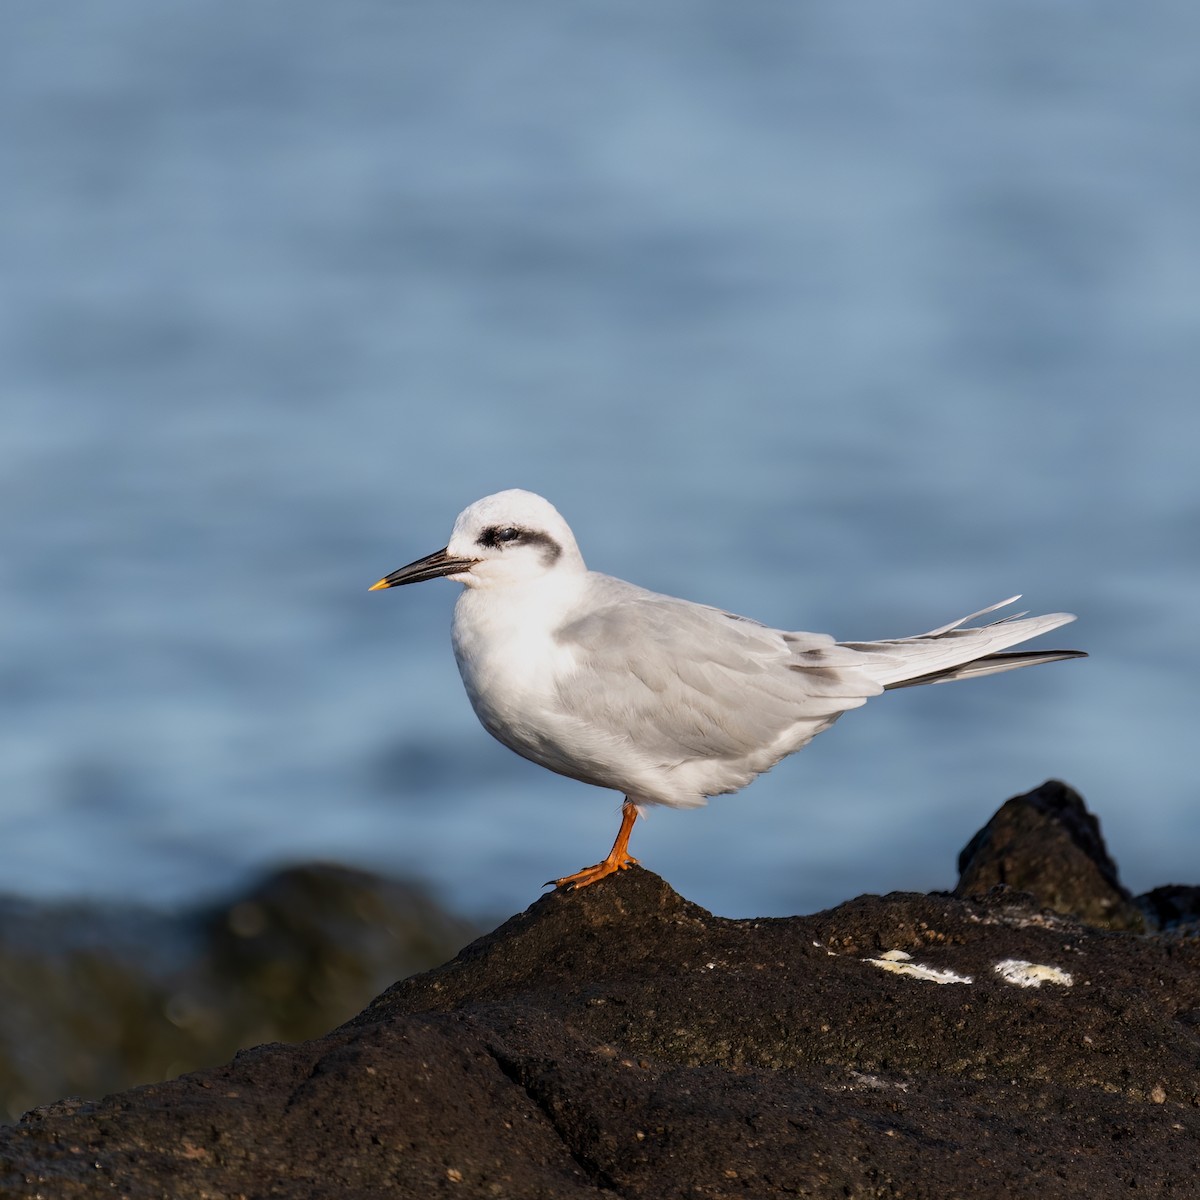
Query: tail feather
918 594 1025 636
840 598 1085 690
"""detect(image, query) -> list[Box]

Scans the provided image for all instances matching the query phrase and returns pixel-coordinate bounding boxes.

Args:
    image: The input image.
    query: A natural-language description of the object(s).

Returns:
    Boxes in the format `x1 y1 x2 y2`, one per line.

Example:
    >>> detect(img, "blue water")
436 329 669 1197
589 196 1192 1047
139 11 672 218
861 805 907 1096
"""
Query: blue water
1 2 1197 920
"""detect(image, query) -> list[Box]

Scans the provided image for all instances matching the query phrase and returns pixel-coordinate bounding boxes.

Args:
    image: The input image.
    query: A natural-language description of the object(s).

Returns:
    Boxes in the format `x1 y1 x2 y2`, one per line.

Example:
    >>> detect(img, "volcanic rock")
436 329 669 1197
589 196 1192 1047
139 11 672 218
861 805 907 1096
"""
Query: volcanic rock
955 779 1145 930
3 808 1199 1198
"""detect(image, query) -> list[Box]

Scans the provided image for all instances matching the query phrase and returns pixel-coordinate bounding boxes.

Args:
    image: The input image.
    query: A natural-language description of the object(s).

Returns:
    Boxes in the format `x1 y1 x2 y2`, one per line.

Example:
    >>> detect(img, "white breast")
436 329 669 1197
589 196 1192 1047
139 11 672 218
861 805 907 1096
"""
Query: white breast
451 581 585 768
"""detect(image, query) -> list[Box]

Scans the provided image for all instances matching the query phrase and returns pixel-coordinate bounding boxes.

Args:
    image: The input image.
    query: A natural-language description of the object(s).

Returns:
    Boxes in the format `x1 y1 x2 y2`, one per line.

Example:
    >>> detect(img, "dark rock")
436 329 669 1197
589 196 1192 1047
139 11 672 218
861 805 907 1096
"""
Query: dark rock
3 857 1200 1198
1138 885 1200 933
955 779 1145 930
0 864 476 1120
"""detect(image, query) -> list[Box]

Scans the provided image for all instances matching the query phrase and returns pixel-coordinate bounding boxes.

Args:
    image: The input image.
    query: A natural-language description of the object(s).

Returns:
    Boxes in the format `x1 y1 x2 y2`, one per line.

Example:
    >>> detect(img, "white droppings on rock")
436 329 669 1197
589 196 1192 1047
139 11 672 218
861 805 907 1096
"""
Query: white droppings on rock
972 910 1072 932
865 952 973 985
846 1071 910 1092
994 959 1074 988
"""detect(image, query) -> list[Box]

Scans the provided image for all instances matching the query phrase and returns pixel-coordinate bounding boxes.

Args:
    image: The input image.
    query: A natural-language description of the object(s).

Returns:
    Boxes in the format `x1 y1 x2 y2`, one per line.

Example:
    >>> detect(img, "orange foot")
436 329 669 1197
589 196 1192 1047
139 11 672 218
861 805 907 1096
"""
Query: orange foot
553 852 639 891
551 799 641 891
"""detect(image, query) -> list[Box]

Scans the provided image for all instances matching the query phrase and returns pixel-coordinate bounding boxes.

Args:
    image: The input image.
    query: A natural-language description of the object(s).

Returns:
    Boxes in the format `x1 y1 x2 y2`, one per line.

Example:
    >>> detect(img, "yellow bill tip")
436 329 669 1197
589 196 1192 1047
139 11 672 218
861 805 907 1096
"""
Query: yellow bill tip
368 578 391 592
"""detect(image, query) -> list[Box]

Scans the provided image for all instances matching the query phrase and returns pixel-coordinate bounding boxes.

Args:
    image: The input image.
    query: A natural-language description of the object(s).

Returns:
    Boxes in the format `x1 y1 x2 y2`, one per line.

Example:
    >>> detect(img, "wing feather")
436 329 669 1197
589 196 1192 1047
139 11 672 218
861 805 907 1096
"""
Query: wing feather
553 579 881 773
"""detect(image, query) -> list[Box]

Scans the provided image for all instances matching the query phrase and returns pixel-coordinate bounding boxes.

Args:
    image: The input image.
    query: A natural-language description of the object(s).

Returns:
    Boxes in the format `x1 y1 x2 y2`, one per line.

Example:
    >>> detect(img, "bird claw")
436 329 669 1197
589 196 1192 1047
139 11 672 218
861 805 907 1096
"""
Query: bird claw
549 854 639 891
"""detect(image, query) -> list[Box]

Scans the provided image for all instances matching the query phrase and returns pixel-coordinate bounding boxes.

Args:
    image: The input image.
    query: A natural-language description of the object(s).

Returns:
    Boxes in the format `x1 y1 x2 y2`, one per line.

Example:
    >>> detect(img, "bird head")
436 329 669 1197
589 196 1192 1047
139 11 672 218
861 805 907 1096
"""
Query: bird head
369 489 585 592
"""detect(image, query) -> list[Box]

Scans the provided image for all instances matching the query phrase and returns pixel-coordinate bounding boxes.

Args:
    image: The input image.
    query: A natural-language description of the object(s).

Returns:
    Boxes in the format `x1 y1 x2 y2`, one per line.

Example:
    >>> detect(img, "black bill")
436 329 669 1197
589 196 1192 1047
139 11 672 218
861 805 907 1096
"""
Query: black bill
368 547 478 590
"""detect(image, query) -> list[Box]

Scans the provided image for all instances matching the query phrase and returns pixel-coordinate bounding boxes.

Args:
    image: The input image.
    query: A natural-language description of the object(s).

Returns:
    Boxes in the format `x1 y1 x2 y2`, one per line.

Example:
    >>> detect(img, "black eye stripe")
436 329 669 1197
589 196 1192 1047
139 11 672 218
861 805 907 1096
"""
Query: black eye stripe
476 525 563 566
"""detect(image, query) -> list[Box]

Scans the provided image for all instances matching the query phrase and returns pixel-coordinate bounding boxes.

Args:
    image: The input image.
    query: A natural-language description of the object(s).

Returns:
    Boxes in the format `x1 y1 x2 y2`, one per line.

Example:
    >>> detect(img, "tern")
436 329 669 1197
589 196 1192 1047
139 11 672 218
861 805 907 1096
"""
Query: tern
370 490 1084 890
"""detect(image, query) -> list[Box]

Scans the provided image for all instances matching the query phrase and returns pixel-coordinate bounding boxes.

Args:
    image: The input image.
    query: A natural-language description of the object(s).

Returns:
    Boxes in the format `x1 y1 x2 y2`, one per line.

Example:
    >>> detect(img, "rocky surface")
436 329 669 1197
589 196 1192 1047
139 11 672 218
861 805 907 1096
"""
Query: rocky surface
2 782 1198 1198
0 863 477 1120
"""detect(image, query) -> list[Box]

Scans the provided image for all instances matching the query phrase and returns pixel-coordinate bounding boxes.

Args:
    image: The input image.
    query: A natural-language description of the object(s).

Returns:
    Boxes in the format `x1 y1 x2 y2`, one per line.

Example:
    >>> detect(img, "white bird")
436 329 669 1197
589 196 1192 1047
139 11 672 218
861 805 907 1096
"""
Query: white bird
370 490 1084 890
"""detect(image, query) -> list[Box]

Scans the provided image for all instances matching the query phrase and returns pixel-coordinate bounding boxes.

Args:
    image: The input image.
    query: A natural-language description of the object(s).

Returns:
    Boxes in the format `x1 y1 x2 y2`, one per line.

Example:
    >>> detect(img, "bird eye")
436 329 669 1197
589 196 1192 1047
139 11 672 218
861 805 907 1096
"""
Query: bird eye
480 525 522 548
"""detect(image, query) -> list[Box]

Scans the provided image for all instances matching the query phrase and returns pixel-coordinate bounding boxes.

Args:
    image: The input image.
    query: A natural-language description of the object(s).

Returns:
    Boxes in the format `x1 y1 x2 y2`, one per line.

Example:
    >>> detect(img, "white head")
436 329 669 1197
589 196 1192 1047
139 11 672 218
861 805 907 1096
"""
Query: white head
369 489 586 592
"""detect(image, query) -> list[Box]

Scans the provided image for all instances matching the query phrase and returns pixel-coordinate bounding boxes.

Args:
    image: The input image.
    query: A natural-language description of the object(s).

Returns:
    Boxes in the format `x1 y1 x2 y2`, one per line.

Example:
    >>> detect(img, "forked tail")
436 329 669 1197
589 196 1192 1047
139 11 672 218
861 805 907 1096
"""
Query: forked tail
837 597 1086 691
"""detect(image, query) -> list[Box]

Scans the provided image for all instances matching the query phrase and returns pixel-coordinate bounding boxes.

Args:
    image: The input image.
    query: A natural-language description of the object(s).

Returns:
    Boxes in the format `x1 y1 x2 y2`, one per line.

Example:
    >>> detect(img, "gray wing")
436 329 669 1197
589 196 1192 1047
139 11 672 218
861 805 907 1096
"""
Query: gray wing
552 576 883 765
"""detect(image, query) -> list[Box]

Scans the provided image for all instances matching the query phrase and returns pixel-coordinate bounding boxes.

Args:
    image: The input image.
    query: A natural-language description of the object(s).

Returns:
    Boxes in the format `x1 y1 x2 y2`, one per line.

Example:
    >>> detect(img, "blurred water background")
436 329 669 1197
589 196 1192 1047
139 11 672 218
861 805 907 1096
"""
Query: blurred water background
1 1 1196 923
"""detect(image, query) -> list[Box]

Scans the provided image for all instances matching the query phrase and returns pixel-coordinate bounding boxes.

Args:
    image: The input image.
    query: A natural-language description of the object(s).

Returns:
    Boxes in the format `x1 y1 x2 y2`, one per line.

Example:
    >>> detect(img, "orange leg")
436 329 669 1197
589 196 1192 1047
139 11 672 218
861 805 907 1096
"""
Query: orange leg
552 800 641 890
